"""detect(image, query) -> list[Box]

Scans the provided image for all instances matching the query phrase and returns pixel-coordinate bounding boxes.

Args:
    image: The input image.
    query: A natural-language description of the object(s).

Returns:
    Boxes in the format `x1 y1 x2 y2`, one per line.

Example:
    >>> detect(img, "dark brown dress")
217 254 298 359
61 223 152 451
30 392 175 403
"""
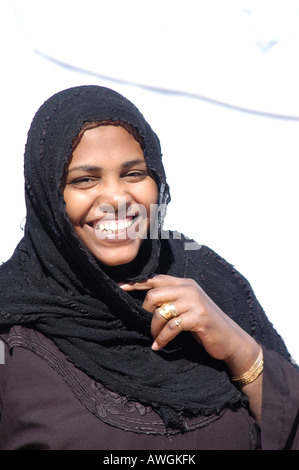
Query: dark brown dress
0 326 298 450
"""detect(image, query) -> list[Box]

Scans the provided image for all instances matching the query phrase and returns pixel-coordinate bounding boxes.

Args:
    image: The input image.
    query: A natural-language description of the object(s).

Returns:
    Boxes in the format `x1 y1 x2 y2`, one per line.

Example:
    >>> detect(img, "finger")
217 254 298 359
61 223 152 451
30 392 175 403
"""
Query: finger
118 280 150 291
152 316 186 350
151 303 176 339
151 298 187 338
152 308 205 350
118 275 185 291
142 285 181 313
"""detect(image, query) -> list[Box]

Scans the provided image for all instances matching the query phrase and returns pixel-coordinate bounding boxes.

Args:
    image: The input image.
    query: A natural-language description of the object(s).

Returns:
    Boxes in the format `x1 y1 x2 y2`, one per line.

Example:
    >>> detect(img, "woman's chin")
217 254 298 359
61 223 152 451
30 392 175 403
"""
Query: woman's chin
93 242 142 267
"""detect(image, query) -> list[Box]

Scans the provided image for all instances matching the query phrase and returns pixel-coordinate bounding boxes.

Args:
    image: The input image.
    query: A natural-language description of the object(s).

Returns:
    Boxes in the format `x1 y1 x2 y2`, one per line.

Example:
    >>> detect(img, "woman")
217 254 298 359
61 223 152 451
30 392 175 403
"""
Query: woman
0 85 298 450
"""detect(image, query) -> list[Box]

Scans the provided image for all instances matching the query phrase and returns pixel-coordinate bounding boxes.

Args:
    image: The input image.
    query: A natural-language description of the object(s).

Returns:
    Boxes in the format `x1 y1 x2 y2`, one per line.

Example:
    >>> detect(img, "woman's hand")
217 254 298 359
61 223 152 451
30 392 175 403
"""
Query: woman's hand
120 274 263 423
119 274 259 378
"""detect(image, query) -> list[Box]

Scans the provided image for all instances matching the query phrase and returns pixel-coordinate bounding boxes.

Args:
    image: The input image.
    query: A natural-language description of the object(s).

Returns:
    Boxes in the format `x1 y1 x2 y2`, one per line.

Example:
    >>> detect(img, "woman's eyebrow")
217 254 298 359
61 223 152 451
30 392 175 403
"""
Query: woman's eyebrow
122 159 147 168
68 159 146 173
67 165 101 173
68 158 146 173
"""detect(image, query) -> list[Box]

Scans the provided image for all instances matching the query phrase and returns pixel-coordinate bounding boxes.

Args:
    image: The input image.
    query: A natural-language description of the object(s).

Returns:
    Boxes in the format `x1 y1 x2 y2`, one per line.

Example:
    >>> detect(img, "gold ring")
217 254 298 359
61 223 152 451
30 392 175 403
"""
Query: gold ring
157 302 177 320
174 318 183 331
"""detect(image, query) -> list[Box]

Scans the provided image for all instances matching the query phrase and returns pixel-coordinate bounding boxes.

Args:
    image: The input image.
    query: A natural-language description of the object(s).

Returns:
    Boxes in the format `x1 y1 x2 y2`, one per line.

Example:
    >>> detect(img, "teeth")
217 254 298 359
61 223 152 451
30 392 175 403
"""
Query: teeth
95 218 134 233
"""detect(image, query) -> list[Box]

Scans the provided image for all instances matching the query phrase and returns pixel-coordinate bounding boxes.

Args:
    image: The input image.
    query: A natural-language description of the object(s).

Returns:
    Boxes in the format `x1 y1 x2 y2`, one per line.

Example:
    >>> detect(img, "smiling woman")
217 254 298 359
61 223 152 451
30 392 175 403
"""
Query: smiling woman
0 85 298 450
64 124 158 267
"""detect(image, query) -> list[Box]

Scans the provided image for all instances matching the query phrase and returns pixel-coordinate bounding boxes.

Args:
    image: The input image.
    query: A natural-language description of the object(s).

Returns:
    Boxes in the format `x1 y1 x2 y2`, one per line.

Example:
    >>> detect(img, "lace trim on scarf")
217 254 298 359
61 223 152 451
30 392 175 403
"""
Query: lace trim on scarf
5 325 225 435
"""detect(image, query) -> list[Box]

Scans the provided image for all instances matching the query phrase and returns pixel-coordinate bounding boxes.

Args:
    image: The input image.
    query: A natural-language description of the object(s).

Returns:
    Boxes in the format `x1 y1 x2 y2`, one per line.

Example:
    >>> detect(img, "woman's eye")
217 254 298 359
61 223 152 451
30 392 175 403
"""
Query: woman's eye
68 176 99 187
123 171 147 181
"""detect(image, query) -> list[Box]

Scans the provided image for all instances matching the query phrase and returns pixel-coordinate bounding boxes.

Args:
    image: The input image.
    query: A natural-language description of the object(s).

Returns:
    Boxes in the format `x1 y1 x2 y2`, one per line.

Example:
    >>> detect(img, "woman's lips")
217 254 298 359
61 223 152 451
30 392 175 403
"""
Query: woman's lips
88 215 141 241
95 217 134 233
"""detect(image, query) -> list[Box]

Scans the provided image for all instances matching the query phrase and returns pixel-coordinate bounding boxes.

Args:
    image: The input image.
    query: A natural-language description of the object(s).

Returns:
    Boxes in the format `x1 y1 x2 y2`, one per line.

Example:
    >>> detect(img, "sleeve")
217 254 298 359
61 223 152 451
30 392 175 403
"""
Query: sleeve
193 245 299 449
261 348 299 450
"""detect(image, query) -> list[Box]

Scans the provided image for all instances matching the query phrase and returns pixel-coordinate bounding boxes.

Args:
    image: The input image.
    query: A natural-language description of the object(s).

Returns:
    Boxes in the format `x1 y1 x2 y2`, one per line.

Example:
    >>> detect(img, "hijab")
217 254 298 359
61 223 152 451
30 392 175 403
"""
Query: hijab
0 85 289 431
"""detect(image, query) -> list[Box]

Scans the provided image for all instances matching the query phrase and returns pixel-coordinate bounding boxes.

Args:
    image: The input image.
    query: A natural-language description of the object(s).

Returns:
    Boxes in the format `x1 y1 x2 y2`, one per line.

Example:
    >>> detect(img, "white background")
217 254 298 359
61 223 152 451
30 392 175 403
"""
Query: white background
1 0 298 361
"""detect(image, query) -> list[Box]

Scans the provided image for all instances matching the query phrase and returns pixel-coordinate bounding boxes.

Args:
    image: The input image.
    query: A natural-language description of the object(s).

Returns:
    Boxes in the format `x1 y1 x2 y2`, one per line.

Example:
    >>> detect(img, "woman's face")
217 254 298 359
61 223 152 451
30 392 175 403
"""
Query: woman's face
63 125 158 266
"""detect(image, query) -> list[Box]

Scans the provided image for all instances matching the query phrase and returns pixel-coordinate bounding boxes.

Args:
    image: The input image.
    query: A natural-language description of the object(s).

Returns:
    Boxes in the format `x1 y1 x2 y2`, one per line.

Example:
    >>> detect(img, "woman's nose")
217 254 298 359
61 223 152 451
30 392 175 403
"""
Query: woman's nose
94 178 132 217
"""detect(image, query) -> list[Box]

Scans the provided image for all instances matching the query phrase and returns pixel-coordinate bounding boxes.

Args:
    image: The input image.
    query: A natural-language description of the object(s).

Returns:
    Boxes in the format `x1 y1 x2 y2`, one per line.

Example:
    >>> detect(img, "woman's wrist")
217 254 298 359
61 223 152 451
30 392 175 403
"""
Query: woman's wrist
225 335 261 380
231 343 264 386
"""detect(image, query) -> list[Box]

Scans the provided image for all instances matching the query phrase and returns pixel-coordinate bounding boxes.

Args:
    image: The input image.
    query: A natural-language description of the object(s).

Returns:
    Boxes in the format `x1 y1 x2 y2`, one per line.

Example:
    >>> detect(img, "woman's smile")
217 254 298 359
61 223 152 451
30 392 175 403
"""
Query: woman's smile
94 216 134 234
63 125 158 266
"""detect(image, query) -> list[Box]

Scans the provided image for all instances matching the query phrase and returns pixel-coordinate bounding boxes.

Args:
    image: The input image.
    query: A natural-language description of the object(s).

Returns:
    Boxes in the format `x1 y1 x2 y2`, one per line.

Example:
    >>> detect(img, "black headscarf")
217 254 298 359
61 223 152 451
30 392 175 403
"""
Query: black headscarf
0 85 290 431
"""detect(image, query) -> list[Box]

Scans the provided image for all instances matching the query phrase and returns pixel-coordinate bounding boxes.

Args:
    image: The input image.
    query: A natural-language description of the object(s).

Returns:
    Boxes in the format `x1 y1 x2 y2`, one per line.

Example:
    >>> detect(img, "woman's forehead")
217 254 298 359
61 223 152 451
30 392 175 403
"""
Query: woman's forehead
71 120 144 155
69 125 146 169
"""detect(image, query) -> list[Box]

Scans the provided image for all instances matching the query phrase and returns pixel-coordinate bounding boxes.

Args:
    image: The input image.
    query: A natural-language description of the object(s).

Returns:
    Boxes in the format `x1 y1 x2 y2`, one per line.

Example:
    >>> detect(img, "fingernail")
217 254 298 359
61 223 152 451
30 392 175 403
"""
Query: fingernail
152 341 159 350
118 283 131 289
